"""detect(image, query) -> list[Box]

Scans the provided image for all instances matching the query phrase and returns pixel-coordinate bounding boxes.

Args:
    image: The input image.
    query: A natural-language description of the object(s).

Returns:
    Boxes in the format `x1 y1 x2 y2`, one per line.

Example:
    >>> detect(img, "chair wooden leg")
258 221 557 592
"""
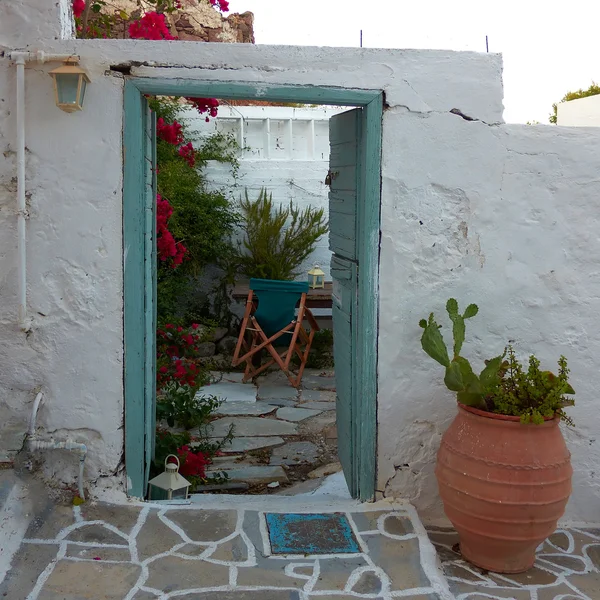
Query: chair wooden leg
232 291 255 368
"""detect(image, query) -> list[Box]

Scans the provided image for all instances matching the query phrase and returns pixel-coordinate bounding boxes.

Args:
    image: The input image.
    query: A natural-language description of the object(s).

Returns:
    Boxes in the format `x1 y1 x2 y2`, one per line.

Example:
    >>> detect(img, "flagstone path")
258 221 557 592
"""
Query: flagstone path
188 369 340 493
0 492 449 600
427 525 600 599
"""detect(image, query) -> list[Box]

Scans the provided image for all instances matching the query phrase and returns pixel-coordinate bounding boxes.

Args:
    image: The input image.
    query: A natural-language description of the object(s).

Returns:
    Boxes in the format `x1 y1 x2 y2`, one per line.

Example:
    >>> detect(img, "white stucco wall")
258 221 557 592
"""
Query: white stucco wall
3 8 600 522
557 94 600 127
185 105 344 280
378 119 600 524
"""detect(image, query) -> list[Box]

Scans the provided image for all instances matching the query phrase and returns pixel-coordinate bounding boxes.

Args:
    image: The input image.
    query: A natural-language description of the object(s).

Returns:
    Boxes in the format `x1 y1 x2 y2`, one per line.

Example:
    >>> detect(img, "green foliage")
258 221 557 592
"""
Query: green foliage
189 424 235 457
419 313 450 367
234 188 329 281
549 82 600 124
156 138 239 276
150 97 240 323
419 300 576 424
490 347 575 425
153 429 191 475
157 384 222 430
419 299 503 410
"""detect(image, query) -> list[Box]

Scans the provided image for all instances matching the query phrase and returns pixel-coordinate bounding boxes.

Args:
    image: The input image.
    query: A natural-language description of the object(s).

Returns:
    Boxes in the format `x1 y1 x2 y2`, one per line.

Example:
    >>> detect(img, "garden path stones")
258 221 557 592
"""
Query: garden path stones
209 417 298 437
276 407 322 422
300 374 336 391
298 401 336 411
264 398 298 407
216 466 289 485
257 385 299 400
299 390 337 402
215 402 277 417
198 382 257 403
308 462 342 479
269 441 320 466
35 561 142 600
210 371 247 384
214 437 285 453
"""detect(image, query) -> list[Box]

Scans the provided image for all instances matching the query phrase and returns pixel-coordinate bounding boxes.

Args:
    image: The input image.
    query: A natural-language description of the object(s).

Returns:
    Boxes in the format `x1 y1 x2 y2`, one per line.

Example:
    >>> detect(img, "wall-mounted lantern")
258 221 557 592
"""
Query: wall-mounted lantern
49 57 90 113
147 455 191 501
308 265 325 289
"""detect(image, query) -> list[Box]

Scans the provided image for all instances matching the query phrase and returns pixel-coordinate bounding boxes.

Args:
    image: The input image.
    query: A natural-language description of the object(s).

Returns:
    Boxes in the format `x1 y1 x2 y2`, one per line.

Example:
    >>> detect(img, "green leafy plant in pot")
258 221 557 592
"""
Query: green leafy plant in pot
234 188 329 281
419 299 575 574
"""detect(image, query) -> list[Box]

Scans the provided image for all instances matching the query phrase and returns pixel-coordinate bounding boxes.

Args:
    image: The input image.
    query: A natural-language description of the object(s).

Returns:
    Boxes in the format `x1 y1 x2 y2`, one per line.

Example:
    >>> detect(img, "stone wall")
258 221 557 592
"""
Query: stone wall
88 1 254 43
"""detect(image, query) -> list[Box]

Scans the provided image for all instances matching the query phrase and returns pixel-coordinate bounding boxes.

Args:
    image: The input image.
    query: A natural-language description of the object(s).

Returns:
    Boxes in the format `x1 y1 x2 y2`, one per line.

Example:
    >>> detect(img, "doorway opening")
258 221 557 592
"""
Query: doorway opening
123 80 383 502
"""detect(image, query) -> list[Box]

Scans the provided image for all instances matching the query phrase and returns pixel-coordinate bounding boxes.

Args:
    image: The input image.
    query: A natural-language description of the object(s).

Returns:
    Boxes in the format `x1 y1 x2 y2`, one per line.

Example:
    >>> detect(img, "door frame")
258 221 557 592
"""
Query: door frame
123 78 383 500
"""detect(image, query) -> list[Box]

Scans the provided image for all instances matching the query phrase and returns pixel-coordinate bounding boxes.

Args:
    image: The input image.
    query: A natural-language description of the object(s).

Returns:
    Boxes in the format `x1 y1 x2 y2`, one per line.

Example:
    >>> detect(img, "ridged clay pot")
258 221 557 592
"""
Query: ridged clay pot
436 403 572 573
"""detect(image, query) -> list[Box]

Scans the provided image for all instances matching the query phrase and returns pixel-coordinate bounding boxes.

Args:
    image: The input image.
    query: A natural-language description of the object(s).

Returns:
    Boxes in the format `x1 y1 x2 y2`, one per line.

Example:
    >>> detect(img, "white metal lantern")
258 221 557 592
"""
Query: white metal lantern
308 265 325 289
147 455 191 501
49 58 90 113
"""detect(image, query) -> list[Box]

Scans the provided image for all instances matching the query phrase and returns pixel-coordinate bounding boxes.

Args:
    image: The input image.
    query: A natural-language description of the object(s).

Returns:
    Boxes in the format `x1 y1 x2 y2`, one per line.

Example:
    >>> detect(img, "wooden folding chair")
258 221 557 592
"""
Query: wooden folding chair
231 278 320 387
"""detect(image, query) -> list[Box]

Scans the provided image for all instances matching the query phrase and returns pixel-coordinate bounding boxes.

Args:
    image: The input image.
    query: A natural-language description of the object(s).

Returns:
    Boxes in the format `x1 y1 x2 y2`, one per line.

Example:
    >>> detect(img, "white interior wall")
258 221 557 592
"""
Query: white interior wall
2 15 600 522
184 105 346 281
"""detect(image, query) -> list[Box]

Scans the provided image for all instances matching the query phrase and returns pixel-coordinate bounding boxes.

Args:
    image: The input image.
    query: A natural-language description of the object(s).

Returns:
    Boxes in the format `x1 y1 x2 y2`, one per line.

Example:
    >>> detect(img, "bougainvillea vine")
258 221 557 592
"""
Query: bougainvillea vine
157 194 187 267
128 11 176 40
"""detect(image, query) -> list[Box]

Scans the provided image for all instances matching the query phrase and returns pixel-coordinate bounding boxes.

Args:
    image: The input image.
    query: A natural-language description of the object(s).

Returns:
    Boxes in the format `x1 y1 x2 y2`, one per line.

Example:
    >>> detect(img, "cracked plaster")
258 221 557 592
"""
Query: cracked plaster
1 4 600 526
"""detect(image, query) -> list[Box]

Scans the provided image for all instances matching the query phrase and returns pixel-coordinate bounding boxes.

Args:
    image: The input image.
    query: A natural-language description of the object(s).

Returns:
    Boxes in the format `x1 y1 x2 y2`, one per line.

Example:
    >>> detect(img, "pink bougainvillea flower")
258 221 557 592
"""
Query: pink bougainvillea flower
128 12 176 41
186 97 219 121
210 0 230 12
178 142 195 168
72 0 86 19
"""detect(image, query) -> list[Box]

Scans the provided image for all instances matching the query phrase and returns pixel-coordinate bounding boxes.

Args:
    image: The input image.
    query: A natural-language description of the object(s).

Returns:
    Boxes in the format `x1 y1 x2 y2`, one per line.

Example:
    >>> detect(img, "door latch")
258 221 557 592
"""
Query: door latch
325 170 339 186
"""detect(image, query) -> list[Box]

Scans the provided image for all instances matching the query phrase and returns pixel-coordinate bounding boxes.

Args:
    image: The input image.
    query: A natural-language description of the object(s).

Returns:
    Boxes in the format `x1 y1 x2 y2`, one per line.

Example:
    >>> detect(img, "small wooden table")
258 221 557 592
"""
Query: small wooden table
231 281 333 309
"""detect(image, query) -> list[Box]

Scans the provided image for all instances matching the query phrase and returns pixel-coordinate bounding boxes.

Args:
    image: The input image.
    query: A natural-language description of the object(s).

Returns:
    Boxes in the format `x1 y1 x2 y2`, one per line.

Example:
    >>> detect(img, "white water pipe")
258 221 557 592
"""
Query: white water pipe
28 391 44 436
8 51 79 330
27 390 87 499
28 438 87 500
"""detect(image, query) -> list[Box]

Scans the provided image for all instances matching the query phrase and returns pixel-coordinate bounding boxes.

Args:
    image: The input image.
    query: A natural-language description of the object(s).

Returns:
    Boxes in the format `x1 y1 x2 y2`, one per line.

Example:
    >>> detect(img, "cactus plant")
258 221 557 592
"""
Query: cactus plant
419 299 504 409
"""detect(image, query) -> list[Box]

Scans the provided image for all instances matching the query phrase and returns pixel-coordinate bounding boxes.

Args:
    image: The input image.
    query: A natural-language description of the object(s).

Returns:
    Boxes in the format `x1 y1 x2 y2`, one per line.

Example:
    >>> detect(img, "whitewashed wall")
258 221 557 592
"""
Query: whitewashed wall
184 105 346 280
3 4 600 522
557 94 600 127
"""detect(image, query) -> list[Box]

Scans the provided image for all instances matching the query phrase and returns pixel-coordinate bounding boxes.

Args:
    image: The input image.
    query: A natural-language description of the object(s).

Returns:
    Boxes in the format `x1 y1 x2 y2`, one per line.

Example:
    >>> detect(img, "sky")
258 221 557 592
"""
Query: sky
225 0 600 124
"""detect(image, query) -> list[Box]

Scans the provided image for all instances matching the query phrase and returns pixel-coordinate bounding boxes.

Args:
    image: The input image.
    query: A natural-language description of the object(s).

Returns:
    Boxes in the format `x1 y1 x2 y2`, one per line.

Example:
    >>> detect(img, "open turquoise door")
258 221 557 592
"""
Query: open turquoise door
329 108 362 499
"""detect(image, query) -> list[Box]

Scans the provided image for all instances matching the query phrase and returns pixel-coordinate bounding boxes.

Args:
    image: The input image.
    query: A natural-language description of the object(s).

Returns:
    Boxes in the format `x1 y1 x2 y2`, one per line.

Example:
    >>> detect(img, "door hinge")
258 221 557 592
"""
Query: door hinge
325 170 339 186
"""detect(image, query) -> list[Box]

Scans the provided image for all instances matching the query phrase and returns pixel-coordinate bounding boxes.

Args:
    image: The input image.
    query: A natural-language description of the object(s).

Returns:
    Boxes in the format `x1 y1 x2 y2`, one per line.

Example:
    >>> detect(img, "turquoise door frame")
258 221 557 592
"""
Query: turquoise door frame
123 78 383 500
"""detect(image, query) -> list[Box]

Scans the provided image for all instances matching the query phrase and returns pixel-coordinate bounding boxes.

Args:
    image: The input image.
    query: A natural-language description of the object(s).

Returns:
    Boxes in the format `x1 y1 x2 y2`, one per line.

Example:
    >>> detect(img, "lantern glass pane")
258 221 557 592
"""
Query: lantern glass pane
79 79 87 106
56 74 80 105
148 485 170 501
172 487 189 500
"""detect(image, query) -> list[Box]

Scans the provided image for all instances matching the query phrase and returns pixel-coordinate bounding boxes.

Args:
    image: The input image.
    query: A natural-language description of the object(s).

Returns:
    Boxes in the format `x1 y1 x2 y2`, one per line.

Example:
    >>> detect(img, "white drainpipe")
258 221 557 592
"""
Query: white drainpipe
8 51 79 331
27 391 88 500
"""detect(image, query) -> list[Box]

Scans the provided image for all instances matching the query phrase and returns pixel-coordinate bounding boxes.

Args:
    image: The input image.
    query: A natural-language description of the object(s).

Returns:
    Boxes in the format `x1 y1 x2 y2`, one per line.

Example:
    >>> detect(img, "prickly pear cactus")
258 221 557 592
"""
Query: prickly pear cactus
419 299 502 409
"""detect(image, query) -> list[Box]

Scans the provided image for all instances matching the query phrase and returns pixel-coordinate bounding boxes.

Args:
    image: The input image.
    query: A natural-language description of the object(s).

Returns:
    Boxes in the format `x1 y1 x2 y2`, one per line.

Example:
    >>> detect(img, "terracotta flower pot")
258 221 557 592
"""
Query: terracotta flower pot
436 403 572 573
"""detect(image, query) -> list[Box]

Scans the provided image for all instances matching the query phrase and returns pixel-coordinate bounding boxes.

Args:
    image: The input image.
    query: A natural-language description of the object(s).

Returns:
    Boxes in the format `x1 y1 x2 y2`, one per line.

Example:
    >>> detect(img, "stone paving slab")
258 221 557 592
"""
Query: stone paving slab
211 371 247 384
299 390 337 402
2 499 447 600
212 436 286 453
264 398 299 407
199 382 257 403
300 374 337 391
215 401 277 416
299 401 337 411
217 465 289 484
427 525 600 599
276 406 322 422
257 385 300 400
269 441 320 466
209 417 298 437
